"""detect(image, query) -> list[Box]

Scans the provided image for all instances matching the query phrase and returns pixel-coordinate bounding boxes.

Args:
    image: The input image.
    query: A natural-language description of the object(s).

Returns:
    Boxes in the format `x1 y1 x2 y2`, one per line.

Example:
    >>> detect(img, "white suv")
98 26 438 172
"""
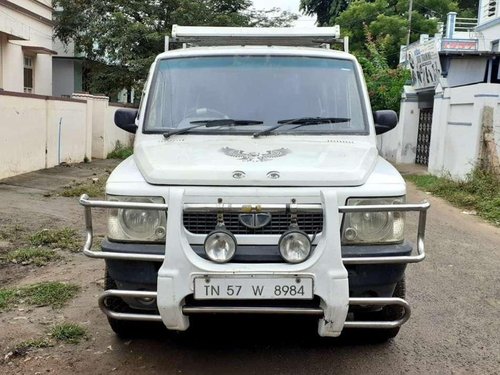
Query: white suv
80 26 429 341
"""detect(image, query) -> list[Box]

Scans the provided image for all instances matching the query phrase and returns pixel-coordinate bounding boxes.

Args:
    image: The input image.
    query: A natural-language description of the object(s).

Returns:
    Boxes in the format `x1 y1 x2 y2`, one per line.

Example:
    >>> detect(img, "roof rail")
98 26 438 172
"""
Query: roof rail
166 25 348 52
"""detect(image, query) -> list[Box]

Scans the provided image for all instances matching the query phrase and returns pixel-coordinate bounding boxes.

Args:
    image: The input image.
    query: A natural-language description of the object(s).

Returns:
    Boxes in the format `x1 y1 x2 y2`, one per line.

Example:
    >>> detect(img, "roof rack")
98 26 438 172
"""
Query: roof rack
166 25 349 52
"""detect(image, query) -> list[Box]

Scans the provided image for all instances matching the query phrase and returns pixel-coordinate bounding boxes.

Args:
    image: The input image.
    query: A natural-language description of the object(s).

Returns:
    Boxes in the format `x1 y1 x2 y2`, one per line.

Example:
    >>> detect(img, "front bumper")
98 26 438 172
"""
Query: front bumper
80 189 429 337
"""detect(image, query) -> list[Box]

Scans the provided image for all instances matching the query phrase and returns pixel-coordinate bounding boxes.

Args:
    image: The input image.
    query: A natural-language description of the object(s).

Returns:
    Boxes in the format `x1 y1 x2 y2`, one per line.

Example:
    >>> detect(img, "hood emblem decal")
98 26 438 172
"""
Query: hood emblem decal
221 147 290 162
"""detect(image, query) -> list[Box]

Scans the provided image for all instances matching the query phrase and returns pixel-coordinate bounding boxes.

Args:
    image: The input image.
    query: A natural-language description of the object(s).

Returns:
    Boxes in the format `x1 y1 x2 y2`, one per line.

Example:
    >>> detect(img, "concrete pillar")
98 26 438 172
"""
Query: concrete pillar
34 54 52 95
91 96 110 159
378 86 420 164
445 12 457 39
2 41 23 92
72 93 98 162
428 84 450 175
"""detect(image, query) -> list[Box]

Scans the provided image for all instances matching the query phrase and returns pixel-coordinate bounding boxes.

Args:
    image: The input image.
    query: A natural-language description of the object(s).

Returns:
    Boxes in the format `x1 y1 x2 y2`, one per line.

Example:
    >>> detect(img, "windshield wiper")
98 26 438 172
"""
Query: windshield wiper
253 117 350 138
163 119 263 139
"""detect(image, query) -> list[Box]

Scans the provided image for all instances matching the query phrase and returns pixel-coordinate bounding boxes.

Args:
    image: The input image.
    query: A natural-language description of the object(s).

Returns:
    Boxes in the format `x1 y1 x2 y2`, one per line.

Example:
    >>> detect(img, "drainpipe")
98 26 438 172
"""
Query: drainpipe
446 12 457 39
58 117 62 165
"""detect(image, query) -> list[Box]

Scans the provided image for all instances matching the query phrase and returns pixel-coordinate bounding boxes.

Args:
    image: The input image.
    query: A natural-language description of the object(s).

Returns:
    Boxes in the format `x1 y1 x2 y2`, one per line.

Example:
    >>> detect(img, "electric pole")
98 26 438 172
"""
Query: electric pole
406 0 413 46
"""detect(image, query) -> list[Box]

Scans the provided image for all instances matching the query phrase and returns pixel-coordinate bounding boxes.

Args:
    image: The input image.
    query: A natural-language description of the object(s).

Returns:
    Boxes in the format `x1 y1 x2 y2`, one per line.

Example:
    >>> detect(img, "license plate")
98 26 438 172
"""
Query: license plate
193 276 313 300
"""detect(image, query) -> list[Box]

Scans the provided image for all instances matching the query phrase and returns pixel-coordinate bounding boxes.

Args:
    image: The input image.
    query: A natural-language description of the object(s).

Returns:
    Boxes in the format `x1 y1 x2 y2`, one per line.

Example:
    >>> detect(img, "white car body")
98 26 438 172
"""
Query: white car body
81 30 429 340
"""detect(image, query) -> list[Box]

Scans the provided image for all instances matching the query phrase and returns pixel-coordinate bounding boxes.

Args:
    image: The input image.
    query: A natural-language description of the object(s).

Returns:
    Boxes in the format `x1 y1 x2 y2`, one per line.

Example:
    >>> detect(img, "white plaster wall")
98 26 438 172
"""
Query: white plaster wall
0 95 47 178
378 86 419 164
91 96 108 159
46 100 88 167
429 83 500 179
479 22 500 50
104 105 135 157
1 40 24 92
0 93 89 179
495 102 500 159
34 54 52 95
0 2 53 95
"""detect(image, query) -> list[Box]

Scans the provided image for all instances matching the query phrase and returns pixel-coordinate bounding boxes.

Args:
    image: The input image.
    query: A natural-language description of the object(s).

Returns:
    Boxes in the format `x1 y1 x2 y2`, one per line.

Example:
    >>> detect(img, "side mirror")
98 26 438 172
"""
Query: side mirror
374 110 398 135
114 109 138 134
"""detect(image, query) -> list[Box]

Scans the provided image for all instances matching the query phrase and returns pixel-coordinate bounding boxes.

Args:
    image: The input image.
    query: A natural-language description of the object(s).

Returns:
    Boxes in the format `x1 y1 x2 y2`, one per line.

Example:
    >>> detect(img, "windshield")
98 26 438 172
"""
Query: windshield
144 55 368 135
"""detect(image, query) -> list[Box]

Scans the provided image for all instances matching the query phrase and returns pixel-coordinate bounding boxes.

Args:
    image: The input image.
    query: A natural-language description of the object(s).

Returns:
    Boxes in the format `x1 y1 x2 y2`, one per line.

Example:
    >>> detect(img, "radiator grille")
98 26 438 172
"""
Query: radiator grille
183 211 323 235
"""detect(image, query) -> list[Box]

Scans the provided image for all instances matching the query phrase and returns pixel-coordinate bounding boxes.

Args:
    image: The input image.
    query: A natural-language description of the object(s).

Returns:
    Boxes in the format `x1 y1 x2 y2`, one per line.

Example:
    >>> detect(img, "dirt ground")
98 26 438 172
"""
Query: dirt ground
0 160 499 375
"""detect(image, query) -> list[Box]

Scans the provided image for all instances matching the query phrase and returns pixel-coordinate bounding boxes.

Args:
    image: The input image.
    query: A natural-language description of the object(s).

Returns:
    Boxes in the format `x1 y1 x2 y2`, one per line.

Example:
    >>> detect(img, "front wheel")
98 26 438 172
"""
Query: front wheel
352 278 407 342
103 268 163 338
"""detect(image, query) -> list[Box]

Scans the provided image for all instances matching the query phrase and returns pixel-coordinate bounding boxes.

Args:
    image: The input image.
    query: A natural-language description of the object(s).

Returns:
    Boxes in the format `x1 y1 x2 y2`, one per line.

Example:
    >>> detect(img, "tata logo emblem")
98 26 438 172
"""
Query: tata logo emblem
238 213 272 229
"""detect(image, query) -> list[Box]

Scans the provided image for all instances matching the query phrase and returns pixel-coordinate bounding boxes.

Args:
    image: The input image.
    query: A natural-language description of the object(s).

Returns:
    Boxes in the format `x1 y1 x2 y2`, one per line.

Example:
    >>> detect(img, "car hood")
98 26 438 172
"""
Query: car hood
134 135 378 187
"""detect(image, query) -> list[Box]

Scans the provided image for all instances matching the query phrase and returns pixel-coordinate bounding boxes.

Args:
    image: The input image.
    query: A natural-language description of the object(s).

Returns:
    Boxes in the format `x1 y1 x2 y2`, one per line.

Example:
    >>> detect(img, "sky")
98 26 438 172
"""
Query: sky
251 0 317 27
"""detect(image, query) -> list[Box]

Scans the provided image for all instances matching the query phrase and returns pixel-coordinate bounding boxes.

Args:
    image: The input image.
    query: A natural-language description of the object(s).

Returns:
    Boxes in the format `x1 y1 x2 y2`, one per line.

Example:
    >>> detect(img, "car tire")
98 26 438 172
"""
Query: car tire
353 277 407 342
103 268 163 338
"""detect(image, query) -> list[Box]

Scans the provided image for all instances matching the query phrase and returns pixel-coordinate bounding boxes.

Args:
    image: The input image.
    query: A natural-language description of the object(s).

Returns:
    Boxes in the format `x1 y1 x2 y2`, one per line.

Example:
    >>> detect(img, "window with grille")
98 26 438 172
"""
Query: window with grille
24 56 33 93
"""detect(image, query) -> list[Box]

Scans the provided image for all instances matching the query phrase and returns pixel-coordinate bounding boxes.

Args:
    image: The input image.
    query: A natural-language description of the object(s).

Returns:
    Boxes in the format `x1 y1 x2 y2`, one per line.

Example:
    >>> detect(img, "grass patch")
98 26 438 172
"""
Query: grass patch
4 247 61 266
406 168 500 226
0 289 15 310
107 141 133 160
50 323 87 344
14 338 52 352
60 177 106 198
30 228 80 251
0 224 25 242
0 282 79 311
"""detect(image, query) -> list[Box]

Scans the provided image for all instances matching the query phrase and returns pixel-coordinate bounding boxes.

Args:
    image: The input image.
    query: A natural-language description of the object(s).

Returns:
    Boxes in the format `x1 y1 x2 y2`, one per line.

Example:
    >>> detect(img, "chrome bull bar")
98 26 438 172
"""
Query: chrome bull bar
82 194 427 330
99 289 411 328
79 194 430 265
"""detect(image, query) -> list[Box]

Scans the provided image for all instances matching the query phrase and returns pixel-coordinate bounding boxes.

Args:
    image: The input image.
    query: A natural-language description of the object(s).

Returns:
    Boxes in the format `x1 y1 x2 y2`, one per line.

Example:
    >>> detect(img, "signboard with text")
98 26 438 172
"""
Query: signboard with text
441 39 479 51
407 39 442 90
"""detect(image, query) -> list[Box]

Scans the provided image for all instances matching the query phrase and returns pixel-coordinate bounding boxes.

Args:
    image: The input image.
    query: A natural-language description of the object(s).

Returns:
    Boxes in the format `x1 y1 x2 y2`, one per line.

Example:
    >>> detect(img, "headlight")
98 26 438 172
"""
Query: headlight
279 230 311 263
107 196 166 242
204 229 237 263
342 197 405 244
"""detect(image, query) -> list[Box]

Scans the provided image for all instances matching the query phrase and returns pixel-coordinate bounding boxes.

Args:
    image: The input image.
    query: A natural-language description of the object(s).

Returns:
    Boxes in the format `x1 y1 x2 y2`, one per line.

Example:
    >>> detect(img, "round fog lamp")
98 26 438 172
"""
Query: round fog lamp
279 230 311 263
204 230 237 263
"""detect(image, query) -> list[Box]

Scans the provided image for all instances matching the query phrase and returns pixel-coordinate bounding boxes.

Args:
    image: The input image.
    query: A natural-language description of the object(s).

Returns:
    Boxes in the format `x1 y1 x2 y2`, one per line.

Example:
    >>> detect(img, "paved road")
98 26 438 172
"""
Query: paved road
0 162 499 374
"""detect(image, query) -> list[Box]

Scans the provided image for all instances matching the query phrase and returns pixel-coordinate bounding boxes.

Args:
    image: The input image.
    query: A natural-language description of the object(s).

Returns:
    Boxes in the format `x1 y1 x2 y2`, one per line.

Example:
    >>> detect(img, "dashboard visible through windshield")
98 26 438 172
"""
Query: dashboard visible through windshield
143 55 368 135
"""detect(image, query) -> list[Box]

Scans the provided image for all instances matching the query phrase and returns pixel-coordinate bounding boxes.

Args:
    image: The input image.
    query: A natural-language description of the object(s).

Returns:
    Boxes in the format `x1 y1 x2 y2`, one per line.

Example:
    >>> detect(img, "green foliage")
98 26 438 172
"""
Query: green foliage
30 228 80 251
12 338 53 357
0 289 15 310
336 0 457 67
406 168 500 226
54 0 297 96
107 141 133 160
301 0 350 25
357 31 410 112
50 323 87 344
4 247 61 266
303 0 460 67
0 282 80 311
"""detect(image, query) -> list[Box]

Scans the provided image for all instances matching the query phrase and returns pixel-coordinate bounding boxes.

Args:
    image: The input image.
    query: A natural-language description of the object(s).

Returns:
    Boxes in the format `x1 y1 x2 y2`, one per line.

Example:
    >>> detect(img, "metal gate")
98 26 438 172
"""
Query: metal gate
416 108 433 165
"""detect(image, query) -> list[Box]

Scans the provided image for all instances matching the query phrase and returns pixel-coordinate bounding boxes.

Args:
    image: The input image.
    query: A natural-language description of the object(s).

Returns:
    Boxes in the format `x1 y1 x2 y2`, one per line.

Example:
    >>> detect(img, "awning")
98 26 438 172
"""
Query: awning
21 45 58 55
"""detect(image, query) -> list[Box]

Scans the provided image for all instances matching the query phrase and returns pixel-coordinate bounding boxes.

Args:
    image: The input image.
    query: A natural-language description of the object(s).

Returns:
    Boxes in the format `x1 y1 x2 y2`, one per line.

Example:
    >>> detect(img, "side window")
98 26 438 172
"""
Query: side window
23 56 34 93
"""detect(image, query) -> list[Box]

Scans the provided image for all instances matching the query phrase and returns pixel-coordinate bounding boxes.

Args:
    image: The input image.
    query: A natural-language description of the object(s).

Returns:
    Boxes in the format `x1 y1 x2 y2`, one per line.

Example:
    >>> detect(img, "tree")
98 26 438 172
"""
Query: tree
54 0 297 99
358 30 410 112
300 0 351 25
303 0 458 67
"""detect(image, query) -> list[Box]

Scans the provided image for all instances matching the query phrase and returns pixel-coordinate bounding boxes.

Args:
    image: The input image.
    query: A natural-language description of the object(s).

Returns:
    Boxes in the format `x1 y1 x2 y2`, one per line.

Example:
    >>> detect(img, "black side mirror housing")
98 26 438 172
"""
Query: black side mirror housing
373 110 398 135
114 109 138 134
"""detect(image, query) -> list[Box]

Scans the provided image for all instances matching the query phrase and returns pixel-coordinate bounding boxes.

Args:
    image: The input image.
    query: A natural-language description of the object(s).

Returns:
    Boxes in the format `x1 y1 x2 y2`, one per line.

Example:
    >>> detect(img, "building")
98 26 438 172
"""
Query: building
0 0 55 95
379 0 500 179
52 38 83 97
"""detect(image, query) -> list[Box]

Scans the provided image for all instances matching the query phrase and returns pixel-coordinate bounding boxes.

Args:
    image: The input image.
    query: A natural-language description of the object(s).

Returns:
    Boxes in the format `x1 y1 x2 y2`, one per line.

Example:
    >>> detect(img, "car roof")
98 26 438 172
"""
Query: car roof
155 45 356 62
